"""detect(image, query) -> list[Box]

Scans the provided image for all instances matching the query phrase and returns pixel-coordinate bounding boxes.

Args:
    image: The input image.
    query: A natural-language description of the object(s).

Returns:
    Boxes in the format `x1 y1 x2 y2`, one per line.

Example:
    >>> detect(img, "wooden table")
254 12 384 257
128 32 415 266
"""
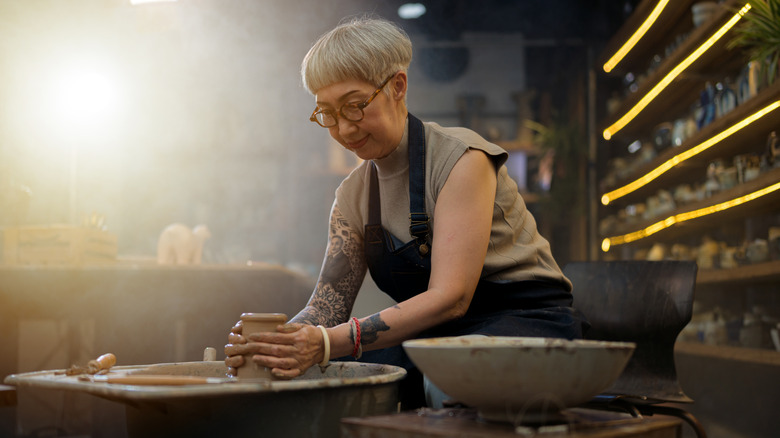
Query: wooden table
341 408 682 438
0 385 16 407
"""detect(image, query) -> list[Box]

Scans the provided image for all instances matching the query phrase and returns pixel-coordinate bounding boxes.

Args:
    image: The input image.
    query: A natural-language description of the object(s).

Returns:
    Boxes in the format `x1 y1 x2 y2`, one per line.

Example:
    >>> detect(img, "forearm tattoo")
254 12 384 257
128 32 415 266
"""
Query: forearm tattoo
359 312 390 346
291 204 366 327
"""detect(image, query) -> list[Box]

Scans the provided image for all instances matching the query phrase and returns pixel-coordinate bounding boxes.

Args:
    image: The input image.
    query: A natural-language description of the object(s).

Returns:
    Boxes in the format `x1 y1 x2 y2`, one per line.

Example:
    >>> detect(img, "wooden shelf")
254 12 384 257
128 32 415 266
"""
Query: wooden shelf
601 80 780 206
601 0 747 142
676 341 780 366
603 166 780 242
599 0 699 75
697 260 780 285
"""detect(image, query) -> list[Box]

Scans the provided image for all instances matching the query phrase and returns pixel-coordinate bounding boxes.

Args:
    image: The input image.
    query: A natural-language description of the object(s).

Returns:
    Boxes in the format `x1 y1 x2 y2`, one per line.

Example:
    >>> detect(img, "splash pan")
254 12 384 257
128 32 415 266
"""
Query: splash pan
403 336 635 423
6 361 406 438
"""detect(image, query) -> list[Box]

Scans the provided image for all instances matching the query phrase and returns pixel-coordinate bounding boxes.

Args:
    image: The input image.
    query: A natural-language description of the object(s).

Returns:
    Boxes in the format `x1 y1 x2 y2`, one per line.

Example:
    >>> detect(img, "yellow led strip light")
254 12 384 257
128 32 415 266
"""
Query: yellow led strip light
601 100 780 205
601 180 780 252
603 0 670 73
603 3 752 140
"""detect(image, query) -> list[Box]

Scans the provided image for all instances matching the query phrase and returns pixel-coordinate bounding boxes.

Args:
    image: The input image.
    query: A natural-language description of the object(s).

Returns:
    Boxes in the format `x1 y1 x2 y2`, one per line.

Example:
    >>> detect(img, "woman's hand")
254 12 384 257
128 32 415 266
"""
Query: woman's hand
224 323 326 379
224 320 247 377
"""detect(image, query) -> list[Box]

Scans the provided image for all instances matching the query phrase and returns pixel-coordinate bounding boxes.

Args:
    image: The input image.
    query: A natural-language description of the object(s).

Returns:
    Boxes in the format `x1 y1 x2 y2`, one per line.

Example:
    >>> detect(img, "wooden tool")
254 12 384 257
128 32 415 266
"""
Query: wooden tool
79 374 235 386
88 353 117 373
57 353 117 376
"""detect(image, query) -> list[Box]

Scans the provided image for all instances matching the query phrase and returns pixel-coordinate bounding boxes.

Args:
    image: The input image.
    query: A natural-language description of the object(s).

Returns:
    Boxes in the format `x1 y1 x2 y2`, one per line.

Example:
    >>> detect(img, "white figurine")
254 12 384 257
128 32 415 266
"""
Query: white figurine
156 223 211 265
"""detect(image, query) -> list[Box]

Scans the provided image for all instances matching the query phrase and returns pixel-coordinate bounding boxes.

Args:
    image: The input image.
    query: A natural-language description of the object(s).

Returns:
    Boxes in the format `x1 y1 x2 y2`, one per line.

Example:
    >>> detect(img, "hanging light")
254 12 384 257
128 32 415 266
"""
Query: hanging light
398 3 427 19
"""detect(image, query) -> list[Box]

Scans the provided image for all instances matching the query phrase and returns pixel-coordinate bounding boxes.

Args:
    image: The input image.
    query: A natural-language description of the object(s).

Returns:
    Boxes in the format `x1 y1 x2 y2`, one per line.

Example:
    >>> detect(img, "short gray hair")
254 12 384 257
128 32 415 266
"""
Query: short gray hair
301 16 412 94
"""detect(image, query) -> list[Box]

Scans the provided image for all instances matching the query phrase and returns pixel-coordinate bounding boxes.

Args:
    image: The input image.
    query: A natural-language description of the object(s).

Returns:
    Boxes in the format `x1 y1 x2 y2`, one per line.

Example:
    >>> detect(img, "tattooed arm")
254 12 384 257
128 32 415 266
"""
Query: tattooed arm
290 202 367 327
224 201 366 378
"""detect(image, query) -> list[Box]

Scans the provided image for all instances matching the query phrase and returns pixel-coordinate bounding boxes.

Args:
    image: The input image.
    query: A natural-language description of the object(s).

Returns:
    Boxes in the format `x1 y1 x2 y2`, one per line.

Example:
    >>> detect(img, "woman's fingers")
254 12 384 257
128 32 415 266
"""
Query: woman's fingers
271 364 304 379
224 352 244 368
228 332 246 344
226 324 324 378
278 323 304 333
225 320 247 376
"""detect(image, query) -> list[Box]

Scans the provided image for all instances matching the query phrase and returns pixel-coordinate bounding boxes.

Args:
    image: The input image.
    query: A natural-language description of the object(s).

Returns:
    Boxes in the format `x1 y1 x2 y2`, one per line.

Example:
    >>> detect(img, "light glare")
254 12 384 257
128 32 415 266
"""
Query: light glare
53 69 117 126
398 3 426 19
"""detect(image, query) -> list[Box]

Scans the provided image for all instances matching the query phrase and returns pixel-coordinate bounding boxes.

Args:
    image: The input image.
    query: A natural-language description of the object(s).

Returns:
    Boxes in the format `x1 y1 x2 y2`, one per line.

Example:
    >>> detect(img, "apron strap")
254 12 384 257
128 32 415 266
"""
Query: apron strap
368 113 430 254
368 161 380 225
407 114 430 252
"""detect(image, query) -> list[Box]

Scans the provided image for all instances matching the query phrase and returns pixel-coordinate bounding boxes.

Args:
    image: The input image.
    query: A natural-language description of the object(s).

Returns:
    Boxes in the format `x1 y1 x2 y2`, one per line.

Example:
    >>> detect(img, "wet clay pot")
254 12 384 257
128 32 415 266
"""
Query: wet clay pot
237 313 287 379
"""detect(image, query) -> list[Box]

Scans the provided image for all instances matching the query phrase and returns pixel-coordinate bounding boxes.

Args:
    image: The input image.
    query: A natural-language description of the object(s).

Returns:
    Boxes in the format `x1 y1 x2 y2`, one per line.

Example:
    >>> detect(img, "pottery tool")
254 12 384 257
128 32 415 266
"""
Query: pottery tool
88 353 117 373
79 374 236 386
57 353 117 376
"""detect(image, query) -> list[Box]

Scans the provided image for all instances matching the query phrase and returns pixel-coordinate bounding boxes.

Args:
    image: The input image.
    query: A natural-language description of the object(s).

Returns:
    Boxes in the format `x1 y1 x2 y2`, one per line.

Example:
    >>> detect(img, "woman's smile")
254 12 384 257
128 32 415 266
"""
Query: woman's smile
345 135 369 150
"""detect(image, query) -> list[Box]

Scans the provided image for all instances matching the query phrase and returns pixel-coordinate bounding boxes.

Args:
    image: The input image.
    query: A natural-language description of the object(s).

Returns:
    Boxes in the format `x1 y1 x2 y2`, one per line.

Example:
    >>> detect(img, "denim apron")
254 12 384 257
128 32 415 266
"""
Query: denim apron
364 114 585 339
357 114 587 407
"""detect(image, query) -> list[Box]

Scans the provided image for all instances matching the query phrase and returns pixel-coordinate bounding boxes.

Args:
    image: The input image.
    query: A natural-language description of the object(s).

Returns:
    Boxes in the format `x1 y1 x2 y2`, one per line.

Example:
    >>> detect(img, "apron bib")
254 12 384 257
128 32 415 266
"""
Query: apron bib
362 113 586 339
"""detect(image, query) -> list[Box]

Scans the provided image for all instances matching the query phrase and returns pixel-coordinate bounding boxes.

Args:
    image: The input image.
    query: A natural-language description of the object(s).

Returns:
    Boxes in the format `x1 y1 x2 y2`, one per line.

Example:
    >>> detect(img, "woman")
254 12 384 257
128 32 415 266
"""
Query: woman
225 16 587 407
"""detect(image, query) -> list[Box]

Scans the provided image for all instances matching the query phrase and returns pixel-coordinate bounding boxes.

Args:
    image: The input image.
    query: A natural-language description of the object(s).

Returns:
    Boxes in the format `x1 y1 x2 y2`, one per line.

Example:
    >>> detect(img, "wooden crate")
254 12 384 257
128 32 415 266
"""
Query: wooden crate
2 225 117 265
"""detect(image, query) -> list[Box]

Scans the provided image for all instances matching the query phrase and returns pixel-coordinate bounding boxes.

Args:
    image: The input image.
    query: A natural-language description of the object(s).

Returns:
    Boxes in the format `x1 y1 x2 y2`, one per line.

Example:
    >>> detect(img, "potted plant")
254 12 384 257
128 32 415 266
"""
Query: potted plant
728 0 780 85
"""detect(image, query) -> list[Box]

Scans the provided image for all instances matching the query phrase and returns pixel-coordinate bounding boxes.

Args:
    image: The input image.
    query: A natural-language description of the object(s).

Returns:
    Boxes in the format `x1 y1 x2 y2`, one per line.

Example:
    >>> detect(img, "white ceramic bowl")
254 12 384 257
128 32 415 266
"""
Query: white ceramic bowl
403 336 635 423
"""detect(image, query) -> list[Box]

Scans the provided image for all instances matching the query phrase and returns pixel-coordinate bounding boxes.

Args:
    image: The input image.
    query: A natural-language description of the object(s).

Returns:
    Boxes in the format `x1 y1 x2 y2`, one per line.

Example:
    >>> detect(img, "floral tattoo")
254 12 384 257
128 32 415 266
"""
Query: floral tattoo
291 204 366 327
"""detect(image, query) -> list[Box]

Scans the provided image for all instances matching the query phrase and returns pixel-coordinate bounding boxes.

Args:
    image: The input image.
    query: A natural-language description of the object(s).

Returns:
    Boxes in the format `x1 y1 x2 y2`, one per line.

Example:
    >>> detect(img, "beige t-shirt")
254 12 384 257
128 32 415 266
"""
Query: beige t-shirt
335 119 571 290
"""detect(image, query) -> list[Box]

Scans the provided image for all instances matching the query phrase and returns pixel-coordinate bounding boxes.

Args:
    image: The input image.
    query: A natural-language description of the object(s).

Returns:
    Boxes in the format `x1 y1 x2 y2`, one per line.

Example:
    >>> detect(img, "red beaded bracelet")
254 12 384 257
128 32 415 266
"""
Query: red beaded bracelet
351 317 362 358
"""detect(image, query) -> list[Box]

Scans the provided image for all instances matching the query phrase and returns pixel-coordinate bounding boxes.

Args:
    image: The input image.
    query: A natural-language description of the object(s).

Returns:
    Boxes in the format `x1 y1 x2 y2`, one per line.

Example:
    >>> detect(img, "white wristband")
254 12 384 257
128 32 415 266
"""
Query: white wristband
317 325 330 367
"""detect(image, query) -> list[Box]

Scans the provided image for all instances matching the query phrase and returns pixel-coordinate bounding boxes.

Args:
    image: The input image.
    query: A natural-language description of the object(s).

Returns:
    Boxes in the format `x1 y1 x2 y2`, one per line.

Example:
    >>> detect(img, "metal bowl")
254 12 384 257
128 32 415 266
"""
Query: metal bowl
403 336 635 423
6 361 406 438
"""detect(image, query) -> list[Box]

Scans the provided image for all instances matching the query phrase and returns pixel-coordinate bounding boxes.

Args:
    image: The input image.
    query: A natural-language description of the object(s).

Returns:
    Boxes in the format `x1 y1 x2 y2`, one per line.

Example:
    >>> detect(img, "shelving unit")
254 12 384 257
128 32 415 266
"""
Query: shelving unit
605 165 780 244
596 1 780 435
602 79 780 206
696 259 780 284
601 0 749 142
597 0 780 263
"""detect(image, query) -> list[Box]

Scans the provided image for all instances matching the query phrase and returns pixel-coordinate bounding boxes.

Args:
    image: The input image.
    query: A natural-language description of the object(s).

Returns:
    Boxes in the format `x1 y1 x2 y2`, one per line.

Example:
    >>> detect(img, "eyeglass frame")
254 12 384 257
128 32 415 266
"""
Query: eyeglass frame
309 73 396 128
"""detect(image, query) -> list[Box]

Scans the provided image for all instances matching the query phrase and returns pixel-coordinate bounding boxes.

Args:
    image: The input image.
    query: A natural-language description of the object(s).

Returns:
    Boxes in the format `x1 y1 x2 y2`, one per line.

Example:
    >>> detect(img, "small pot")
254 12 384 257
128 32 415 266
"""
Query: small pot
238 313 288 380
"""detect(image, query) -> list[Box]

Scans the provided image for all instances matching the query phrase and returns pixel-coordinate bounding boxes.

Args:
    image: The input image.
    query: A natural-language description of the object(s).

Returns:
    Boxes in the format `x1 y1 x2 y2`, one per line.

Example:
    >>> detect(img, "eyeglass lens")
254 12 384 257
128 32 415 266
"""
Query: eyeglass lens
316 105 363 127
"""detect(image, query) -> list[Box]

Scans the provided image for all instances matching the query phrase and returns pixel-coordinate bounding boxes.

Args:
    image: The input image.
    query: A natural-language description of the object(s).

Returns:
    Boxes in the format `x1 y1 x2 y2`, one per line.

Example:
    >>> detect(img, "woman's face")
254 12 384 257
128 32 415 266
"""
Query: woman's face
314 73 407 161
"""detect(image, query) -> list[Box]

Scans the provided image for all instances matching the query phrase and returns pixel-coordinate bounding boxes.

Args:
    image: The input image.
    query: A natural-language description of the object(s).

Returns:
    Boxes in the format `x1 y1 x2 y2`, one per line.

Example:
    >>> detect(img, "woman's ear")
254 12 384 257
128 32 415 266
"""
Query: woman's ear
391 71 408 101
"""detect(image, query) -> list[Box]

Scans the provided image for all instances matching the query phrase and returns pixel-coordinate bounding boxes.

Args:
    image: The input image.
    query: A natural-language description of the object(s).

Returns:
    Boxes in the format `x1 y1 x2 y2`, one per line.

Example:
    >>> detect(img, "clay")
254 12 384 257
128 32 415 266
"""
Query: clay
237 313 287 380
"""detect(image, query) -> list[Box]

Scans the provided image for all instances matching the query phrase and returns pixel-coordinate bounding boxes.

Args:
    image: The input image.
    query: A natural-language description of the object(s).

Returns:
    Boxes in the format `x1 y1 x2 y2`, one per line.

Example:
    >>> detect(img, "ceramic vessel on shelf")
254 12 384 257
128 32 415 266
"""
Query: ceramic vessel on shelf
769 227 780 260
746 239 769 264
720 246 739 269
716 167 738 191
692 2 719 27
697 237 720 269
